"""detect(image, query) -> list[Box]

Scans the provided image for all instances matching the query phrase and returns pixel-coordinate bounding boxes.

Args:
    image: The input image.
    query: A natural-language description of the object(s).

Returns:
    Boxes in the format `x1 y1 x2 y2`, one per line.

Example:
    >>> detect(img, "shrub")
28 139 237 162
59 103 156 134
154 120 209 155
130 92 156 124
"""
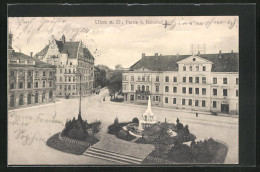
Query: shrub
176 122 184 130
183 125 190 135
88 120 102 136
116 130 136 141
132 117 139 124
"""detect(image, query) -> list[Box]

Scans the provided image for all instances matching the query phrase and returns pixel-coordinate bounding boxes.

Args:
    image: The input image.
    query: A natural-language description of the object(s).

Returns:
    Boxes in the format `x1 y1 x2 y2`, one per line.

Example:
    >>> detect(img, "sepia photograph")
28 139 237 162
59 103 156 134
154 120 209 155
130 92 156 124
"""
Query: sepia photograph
7 16 239 165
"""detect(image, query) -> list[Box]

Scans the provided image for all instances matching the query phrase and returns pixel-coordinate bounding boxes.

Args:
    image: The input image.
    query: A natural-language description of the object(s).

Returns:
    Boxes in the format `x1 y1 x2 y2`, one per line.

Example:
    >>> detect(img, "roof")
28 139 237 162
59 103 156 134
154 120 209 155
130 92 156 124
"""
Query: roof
36 38 94 61
9 52 56 68
130 53 238 72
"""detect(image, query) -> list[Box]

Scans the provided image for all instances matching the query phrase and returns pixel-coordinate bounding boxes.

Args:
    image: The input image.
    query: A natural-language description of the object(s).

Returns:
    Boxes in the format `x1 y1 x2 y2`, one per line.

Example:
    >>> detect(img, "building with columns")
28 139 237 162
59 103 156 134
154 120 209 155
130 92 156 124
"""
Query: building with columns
122 51 239 115
35 35 95 97
8 33 56 109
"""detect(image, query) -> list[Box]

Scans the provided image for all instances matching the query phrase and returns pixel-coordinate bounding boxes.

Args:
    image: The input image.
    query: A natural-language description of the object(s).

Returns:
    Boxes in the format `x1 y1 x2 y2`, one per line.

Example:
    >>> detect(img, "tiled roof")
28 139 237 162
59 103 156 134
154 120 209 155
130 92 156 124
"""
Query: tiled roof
36 39 94 61
9 52 56 68
130 53 238 72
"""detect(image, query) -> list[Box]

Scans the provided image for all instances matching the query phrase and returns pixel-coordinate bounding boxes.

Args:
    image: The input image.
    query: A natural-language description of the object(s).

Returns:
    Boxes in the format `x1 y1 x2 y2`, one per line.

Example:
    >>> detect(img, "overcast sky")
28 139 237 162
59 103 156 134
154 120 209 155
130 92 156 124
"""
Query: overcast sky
8 16 238 69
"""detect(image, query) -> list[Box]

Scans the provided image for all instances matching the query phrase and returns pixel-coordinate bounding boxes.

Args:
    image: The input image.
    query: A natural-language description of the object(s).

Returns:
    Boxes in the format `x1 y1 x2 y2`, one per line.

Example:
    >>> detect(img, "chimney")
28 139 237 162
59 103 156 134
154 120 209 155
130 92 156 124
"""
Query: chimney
155 53 158 57
30 52 33 57
219 50 222 55
231 50 233 53
142 53 145 58
61 34 66 43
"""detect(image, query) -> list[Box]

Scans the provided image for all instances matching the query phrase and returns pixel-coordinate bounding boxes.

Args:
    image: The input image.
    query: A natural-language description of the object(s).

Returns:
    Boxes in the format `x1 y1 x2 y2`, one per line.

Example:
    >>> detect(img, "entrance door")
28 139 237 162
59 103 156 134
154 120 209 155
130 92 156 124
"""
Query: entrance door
10 94 15 107
221 104 229 114
27 94 31 104
35 93 38 103
130 95 134 101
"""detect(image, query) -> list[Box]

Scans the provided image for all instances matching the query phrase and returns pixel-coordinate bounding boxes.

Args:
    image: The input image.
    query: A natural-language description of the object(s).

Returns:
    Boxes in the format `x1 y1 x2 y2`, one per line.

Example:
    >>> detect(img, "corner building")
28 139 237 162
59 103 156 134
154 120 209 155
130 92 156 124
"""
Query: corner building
122 52 239 114
36 35 95 97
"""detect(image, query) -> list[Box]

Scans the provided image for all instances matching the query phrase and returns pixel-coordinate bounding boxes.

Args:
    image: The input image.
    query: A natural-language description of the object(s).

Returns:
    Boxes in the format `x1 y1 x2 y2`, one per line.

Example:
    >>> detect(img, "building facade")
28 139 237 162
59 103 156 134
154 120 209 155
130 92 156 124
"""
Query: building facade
122 52 239 114
36 35 95 97
8 33 56 109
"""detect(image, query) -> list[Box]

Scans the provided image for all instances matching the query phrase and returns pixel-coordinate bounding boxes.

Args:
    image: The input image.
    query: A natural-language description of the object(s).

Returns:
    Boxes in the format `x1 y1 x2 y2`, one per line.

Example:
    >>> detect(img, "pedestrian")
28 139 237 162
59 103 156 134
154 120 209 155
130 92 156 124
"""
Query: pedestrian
196 112 198 117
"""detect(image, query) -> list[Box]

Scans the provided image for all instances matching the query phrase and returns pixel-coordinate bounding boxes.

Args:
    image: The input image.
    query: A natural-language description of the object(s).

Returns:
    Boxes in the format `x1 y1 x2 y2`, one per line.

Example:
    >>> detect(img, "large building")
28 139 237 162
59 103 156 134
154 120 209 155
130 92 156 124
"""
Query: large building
122 52 239 114
35 35 95 97
8 33 56 109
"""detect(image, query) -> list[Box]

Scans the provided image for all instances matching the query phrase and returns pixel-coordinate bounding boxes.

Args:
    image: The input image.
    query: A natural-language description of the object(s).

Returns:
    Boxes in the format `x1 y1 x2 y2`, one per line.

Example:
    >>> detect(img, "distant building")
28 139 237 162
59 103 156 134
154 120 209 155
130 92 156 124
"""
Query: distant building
8 32 56 109
122 52 239 115
35 35 95 97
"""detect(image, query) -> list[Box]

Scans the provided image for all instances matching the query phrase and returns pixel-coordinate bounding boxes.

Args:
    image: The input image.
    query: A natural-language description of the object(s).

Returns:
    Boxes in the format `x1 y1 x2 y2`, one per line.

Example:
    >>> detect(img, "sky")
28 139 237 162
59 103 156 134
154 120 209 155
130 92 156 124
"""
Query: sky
8 16 238 69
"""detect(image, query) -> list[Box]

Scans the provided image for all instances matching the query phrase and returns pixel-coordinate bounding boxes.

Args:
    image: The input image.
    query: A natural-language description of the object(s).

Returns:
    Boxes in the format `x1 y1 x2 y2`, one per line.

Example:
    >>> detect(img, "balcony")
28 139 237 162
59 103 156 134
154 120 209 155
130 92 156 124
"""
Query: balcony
136 90 150 95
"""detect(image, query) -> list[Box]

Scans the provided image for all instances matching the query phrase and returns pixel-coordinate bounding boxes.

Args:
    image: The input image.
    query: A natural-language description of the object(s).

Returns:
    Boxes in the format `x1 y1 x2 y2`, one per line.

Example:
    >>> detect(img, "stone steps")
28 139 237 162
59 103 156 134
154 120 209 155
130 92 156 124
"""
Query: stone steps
83 146 143 164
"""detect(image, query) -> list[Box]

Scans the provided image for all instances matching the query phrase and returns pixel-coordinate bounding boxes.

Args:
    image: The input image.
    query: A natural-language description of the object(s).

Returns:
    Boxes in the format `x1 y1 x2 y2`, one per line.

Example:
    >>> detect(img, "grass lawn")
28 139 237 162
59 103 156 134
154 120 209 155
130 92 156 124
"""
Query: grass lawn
46 133 99 155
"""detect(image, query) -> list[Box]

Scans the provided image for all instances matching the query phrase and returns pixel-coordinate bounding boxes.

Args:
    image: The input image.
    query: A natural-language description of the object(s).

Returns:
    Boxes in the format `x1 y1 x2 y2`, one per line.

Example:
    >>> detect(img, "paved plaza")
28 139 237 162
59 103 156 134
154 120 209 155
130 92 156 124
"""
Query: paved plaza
8 89 238 165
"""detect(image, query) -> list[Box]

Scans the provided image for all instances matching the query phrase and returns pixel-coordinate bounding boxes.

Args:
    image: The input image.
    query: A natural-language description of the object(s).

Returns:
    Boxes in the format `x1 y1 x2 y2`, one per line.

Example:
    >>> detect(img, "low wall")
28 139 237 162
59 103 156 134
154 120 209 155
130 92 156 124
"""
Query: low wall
58 133 92 147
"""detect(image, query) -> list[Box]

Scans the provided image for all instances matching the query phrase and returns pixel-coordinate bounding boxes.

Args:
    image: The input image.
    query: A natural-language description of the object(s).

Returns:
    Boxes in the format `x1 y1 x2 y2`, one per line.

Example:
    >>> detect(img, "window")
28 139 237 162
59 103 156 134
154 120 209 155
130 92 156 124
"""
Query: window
131 85 135 91
189 66 192 71
60 85 62 89
223 89 228 96
68 85 71 90
10 83 14 89
28 71 32 76
223 78 227 84
43 81 45 87
131 76 134 81
142 85 145 91
138 96 141 100
138 85 140 91
73 77 75 82
60 69 62 73
195 77 199 83
213 89 217 95
189 87 192 94
146 86 149 91
156 76 159 82
69 77 71 82
202 100 206 107
147 76 150 81
155 96 159 101
142 76 145 81
49 81 52 87
35 82 38 88
183 66 186 71
165 86 169 92
64 85 67 90
142 96 144 100
189 99 192 106
203 66 206 71
213 77 217 84
195 88 199 94
60 77 62 82
11 71 15 76
195 100 199 106
165 76 169 82
27 82 31 88
73 69 75 73
165 97 168 103
213 101 217 108
70 62 72 65
202 88 206 95
196 66 199 71
43 71 46 76
69 69 71 73
173 98 176 104
173 76 177 82
183 77 186 83
189 77 193 83
236 78 239 85
19 82 23 89
182 99 186 105
202 77 206 84
173 87 177 93
138 76 141 81
49 71 52 76
182 87 186 94
236 90 238 97
156 86 159 92
35 71 38 76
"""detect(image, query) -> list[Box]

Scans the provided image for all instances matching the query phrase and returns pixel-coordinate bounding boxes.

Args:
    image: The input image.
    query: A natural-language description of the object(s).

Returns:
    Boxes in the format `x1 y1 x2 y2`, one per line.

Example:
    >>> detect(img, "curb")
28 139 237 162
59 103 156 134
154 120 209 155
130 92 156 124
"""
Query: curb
58 132 92 147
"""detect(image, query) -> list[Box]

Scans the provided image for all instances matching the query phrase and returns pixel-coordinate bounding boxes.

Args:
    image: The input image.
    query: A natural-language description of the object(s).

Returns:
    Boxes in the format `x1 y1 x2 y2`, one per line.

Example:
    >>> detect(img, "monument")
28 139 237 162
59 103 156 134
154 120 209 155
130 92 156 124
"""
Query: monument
138 95 157 131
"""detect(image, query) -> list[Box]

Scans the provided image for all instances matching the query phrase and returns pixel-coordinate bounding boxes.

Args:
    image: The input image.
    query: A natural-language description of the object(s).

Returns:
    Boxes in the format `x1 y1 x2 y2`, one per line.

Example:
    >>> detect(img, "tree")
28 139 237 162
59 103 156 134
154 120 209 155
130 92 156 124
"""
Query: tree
107 70 122 99
115 64 123 71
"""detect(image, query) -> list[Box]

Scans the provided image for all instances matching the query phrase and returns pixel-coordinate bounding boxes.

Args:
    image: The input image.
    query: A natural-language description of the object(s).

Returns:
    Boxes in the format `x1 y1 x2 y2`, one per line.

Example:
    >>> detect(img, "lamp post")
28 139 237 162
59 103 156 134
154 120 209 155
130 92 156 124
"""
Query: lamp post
78 72 82 121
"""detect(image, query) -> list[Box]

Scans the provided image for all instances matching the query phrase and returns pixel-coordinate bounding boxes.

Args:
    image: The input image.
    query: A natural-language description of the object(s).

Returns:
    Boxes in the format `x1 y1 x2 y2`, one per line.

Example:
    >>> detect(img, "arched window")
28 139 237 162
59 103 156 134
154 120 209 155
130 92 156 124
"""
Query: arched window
142 85 145 91
19 93 23 105
146 85 149 91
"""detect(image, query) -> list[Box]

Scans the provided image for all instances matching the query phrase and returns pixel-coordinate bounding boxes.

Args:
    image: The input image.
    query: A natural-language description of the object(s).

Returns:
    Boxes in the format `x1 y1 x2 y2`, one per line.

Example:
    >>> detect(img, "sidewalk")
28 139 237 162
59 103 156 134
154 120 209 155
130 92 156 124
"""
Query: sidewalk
104 99 238 119
8 101 63 112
